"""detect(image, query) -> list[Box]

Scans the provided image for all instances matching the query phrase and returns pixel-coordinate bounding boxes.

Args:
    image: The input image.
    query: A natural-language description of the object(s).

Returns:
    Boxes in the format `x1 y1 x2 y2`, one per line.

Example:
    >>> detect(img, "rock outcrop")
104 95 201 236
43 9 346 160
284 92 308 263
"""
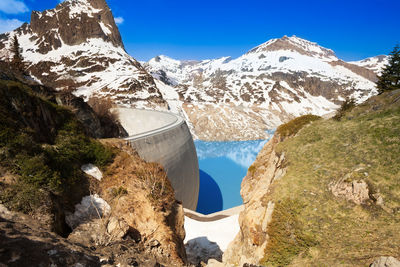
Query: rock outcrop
0 140 188 266
223 136 285 266
371 256 400 267
94 139 188 266
0 205 101 267
0 71 187 266
329 178 370 205
221 90 400 266
30 0 123 51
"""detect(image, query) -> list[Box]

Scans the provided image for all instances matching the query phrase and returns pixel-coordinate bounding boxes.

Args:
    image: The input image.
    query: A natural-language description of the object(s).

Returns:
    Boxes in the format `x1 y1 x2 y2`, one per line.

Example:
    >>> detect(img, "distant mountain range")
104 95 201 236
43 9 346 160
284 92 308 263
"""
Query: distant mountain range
144 36 388 139
0 0 389 140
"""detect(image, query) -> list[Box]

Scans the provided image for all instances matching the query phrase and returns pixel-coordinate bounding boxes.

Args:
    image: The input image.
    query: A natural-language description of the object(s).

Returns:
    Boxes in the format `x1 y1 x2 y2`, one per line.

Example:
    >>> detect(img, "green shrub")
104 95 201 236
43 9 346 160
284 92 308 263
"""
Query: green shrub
0 182 47 213
276 114 321 138
376 45 400 94
111 186 128 198
248 164 256 175
0 80 115 212
333 98 356 121
261 199 318 266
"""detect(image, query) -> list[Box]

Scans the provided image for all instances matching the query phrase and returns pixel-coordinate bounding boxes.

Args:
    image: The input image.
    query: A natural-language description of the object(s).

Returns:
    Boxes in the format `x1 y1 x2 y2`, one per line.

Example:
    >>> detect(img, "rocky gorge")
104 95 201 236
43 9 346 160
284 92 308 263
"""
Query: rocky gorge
216 90 400 266
0 64 187 266
0 0 399 266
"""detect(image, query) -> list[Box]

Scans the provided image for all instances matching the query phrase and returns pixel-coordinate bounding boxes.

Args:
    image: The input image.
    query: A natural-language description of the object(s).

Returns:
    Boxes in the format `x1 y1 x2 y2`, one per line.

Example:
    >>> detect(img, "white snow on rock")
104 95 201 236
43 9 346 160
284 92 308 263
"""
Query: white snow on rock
65 194 111 229
350 55 389 75
81 163 103 181
66 0 103 19
184 215 240 253
0 0 165 110
143 35 384 140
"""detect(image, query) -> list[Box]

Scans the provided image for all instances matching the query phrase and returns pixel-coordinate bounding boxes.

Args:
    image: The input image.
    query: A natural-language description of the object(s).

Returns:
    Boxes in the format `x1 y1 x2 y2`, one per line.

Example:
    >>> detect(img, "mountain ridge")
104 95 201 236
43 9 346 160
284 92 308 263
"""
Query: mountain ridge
144 35 382 140
0 0 388 140
246 35 337 61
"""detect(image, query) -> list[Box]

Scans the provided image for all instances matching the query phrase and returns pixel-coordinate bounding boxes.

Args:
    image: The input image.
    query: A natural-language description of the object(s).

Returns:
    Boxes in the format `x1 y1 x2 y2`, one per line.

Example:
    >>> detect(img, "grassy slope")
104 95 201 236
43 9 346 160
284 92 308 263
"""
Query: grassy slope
0 79 114 213
262 90 400 266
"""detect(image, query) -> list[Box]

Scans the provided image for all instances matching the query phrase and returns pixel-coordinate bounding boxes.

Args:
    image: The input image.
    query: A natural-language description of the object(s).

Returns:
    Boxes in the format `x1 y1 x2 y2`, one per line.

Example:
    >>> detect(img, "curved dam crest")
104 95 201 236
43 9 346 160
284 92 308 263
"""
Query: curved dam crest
117 108 200 210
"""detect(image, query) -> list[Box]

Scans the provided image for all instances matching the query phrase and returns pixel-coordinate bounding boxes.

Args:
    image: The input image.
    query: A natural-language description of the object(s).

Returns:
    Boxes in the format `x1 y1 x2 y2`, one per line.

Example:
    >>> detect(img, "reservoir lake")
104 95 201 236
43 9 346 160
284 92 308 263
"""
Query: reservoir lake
194 138 271 214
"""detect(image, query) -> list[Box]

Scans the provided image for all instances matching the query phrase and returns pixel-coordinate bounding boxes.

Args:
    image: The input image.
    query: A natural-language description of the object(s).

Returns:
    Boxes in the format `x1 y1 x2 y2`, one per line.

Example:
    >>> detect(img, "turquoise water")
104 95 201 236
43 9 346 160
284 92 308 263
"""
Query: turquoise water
194 139 270 214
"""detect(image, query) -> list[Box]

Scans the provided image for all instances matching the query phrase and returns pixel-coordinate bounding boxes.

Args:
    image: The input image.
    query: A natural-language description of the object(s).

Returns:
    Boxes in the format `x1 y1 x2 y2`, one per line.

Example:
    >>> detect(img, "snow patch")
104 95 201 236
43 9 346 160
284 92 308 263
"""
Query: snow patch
65 194 110 229
99 22 111 35
67 0 102 19
81 163 103 181
184 215 239 253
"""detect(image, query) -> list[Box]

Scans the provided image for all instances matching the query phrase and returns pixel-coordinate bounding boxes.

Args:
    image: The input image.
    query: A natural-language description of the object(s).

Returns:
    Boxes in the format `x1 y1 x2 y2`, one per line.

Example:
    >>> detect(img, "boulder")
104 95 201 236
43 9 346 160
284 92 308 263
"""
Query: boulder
371 256 400 267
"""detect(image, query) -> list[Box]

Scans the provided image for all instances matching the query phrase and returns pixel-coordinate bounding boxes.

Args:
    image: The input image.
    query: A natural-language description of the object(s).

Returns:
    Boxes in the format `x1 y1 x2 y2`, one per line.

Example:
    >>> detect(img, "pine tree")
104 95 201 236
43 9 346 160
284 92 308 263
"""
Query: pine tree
376 44 400 94
11 35 23 70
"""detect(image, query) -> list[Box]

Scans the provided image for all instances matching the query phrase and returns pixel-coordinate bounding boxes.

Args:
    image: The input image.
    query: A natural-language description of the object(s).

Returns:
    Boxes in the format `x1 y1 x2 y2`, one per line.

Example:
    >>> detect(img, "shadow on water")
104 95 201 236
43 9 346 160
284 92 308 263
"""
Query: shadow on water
196 169 223 214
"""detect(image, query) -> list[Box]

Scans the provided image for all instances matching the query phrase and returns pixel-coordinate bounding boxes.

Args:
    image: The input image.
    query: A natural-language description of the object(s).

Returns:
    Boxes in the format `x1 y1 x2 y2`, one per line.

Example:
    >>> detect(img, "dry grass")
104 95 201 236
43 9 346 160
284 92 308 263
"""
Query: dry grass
88 96 122 138
261 90 400 266
276 114 321 139
88 96 115 119
100 140 175 209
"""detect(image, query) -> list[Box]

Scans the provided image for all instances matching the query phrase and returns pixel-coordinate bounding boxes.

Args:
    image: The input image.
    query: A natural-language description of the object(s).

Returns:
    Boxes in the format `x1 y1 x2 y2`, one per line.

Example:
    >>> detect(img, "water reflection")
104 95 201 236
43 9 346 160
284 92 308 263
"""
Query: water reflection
196 169 223 214
195 138 271 213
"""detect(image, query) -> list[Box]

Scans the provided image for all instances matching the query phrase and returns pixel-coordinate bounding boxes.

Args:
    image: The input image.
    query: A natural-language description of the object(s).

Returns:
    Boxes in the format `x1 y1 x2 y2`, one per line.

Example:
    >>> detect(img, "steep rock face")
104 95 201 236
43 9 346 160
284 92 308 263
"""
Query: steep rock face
0 0 166 109
0 75 187 266
145 36 381 140
0 61 126 138
223 90 400 266
92 139 188 266
30 0 123 50
0 205 101 266
223 136 285 266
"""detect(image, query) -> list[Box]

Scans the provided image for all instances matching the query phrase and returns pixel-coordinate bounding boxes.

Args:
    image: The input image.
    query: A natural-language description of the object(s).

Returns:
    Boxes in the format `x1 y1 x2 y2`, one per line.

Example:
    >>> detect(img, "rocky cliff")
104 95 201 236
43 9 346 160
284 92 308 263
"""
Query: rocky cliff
0 72 187 266
0 0 166 109
0 60 127 138
222 90 400 266
222 135 285 266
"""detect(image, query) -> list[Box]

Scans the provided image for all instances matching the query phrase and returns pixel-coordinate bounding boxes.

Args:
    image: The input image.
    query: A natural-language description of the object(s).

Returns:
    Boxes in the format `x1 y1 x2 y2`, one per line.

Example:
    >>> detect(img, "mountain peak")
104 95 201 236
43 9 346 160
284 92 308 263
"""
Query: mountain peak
59 0 110 14
247 35 337 60
0 0 164 108
28 0 123 53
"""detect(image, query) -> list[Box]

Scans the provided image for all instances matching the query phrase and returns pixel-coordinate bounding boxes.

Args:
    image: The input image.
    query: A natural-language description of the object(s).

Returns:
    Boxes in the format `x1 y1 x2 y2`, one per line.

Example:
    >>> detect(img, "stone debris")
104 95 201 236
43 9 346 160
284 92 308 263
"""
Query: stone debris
330 178 370 205
65 194 111 229
371 256 400 267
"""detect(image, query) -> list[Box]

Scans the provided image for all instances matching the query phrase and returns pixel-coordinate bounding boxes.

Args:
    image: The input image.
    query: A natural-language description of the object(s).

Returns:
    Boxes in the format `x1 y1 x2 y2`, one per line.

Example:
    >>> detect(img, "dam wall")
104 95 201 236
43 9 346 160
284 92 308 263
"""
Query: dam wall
117 108 199 210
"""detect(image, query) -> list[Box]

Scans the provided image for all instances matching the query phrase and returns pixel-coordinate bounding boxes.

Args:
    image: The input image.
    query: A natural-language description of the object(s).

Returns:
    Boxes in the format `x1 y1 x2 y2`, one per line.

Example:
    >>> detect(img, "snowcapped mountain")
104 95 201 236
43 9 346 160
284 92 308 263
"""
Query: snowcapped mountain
0 0 386 141
144 36 382 140
0 0 166 109
350 55 389 75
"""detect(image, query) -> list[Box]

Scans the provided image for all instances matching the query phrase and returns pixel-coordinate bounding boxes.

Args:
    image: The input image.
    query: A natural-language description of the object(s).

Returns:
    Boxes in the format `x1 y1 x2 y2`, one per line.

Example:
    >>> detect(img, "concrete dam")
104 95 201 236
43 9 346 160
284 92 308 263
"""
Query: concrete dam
117 108 199 210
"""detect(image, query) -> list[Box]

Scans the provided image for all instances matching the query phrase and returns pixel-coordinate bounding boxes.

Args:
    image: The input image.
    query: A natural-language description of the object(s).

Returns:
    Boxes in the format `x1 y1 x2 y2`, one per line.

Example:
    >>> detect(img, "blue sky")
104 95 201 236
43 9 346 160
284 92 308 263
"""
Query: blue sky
0 0 399 61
